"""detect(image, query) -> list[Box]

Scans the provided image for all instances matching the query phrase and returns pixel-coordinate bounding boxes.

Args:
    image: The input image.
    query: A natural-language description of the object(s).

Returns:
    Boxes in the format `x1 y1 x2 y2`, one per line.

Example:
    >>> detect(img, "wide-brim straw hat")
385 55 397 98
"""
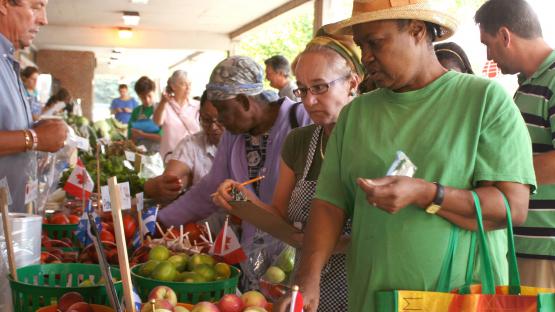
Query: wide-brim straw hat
327 0 458 41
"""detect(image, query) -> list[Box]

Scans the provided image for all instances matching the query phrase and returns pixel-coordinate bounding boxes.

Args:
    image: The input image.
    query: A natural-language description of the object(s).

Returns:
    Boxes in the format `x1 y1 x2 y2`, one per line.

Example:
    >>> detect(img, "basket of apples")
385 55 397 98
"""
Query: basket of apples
42 211 81 248
131 245 240 304
139 289 272 312
8 263 122 312
35 291 115 312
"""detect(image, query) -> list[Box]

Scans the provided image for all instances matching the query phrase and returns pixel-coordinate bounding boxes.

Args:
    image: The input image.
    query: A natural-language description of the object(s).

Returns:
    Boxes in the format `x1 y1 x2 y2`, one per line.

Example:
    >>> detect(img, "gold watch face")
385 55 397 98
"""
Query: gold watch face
426 204 441 214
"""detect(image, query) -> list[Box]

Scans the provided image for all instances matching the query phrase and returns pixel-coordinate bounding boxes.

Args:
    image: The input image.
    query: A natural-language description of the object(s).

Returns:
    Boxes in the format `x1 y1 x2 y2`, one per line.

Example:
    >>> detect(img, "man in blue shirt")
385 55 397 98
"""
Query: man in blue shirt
0 0 67 213
111 84 138 124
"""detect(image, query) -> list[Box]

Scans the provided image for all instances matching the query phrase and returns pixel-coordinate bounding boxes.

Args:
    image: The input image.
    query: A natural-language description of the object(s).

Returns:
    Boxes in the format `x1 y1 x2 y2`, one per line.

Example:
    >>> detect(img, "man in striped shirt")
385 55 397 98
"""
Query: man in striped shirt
476 0 555 288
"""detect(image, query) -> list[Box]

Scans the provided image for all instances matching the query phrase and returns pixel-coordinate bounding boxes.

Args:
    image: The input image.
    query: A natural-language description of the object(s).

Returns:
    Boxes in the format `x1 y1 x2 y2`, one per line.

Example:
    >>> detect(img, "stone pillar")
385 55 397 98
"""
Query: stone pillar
36 50 96 120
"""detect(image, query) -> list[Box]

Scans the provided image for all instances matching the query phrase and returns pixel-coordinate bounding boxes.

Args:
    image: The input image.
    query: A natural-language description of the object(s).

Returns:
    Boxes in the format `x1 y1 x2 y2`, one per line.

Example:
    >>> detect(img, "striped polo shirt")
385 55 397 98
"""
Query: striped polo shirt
513 50 555 260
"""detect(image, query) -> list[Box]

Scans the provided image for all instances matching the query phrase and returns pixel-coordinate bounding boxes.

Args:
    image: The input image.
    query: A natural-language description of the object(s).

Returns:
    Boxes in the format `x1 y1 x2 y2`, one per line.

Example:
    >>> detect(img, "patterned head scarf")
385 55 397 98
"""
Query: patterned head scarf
206 56 265 101
301 26 366 78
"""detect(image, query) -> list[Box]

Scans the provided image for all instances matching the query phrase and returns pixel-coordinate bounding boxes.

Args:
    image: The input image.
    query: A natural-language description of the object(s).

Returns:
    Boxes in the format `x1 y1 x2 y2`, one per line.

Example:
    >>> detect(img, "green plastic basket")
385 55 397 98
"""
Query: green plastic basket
9 263 122 312
42 223 79 247
131 264 240 304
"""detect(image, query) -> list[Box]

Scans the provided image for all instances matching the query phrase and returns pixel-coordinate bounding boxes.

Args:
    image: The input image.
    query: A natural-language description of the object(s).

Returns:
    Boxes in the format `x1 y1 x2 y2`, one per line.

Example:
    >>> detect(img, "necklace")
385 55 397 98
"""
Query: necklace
319 128 325 160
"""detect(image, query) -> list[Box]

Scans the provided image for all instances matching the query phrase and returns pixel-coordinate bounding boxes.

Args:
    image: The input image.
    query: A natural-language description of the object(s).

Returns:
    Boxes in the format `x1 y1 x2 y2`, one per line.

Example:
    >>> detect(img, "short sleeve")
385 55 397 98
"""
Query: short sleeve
171 135 196 170
281 128 302 171
314 105 354 216
474 82 537 192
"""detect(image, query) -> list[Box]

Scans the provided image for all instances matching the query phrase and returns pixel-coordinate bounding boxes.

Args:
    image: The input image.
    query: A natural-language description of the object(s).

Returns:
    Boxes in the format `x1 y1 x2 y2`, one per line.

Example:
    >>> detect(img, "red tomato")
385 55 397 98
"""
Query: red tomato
122 213 137 239
100 230 115 243
49 213 70 225
102 222 114 235
67 215 80 224
184 223 203 243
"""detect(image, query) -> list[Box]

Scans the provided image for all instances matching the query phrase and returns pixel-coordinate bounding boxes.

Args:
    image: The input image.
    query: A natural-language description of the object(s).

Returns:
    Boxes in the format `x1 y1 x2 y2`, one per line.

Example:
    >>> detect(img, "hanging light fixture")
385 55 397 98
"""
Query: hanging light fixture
122 11 140 26
118 27 133 39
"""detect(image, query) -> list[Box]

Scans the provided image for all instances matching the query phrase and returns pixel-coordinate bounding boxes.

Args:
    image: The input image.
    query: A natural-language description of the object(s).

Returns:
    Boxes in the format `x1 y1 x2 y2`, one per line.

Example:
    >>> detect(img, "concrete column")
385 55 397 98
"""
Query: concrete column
36 50 96 120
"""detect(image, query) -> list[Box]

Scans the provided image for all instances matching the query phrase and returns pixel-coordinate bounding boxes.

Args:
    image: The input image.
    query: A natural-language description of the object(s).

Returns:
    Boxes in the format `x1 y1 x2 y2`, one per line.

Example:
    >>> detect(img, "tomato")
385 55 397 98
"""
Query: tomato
67 215 80 224
100 229 115 243
49 213 70 225
122 213 137 239
102 222 114 235
184 223 203 244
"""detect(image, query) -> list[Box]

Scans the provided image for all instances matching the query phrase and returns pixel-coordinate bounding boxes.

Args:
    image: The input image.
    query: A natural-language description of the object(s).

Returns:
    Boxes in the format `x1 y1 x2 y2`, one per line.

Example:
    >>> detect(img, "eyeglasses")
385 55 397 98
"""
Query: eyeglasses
293 75 349 98
199 115 221 127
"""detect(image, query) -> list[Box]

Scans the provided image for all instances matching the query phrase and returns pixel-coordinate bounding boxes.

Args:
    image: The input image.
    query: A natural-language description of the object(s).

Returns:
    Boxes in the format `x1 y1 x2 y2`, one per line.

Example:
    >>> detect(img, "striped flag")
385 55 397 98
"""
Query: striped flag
133 286 142 311
141 206 158 236
75 201 102 246
131 230 141 250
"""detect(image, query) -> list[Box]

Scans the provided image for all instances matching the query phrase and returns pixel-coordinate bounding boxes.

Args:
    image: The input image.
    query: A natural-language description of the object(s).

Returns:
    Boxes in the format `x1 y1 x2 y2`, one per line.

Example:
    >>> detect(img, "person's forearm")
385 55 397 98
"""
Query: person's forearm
144 177 163 201
140 132 161 142
533 152 555 184
0 130 29 156
294 199 345 287
153 102 167 125
415 180 530 230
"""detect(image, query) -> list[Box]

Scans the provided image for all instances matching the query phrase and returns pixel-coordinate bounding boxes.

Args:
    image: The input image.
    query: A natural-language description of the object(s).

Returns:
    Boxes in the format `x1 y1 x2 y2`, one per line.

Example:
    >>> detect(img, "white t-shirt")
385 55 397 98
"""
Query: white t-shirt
169 131 217 185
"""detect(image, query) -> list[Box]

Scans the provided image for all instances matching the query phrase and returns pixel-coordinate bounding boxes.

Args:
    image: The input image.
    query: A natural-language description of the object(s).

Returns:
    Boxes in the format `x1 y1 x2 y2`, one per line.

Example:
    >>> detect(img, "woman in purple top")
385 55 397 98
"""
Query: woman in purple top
157 56 311 289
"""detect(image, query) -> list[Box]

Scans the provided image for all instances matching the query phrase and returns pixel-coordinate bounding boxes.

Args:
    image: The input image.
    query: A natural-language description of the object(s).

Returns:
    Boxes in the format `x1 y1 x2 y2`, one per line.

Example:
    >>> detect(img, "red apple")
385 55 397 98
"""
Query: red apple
66 301 94 312
191 301 219 312
140 299 175 312
148 286 178 307
58 291 85 312
218 294 243 312
241 291 267 308
68 214 80 224
49 213 70 225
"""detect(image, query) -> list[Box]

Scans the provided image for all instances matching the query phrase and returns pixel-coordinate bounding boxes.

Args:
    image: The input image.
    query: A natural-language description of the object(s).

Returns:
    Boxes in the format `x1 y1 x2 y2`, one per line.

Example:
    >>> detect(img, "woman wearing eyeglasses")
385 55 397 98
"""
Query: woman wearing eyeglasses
144 91 224 204
212 27 366 311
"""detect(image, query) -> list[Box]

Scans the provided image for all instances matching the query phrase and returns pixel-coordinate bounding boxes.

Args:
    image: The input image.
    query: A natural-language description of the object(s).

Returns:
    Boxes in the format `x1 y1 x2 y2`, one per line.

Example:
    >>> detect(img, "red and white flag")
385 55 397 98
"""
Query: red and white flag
64 159 94 199
290 286 304 312
482 60 501 78
209 220 246 264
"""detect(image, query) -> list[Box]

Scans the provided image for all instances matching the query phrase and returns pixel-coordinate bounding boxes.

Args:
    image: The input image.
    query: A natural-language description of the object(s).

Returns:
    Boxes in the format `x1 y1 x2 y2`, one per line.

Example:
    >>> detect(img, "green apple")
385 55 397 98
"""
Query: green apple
151 261 178 281
194 264 216 282
187 253 204 271
176 272 203 283
198 253 215 266
276 248 295 273
139 260 160 277
168 254 188 272
263 266 286 284
149 245 170 261
78 279 94 287
214 262 231 279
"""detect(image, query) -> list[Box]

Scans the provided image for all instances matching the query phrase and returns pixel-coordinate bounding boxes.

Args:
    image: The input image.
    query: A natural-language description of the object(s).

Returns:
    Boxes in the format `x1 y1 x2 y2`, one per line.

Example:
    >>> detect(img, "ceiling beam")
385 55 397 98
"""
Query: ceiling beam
34 25 231 50
169 51 204 70
229 0 311 39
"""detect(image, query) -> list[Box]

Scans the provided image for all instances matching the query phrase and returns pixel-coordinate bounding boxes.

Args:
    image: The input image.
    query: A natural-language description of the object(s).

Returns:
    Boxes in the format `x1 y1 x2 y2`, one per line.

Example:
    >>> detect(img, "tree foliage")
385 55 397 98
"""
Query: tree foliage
234 13 314 70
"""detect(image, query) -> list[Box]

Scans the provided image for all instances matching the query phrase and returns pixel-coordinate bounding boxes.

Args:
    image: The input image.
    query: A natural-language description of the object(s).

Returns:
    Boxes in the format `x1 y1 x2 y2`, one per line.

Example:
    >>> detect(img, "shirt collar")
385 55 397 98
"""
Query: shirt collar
0 33 15 56
200 131 218 158
518 50 555 85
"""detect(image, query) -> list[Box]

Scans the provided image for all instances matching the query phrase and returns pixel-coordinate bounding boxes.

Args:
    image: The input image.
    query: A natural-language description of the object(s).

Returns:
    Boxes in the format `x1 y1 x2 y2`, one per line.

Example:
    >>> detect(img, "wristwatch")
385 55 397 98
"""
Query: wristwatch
425 182 444 214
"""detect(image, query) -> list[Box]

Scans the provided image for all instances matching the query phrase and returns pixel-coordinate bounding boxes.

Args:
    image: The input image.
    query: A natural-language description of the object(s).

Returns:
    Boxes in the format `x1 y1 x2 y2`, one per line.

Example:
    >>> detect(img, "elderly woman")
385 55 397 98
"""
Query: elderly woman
213 28 365 311
154 70 201 159
157 56 311 289
287 1 536 311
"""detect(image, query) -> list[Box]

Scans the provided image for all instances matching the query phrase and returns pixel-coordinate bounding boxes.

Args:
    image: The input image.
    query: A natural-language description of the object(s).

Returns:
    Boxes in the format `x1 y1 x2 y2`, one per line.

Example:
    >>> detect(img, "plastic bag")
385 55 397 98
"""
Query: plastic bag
240 229 285 292
386 150 417 177
259 244 296 301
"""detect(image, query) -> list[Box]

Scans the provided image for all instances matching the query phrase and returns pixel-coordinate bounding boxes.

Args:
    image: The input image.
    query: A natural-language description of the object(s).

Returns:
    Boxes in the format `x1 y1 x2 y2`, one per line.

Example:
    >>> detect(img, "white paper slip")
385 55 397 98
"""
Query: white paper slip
24 179 38 204
136 192 144 212
101 182 132 211
124 151 136 162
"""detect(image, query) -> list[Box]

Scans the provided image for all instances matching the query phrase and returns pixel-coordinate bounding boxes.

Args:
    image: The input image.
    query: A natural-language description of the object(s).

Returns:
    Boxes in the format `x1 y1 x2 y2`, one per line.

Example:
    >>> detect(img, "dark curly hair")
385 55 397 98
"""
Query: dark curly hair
134 76 156 96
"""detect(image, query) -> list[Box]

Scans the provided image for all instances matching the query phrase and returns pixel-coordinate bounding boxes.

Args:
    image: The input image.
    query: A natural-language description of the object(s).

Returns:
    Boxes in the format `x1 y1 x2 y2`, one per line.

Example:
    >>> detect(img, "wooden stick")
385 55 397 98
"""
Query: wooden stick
155 222 164 238
137 208 143 245
179 225 184 249
0 188 17 281
204 221 213 244
96 143 102 213
221 216 229 254
166 226 177 240
108 177 135 312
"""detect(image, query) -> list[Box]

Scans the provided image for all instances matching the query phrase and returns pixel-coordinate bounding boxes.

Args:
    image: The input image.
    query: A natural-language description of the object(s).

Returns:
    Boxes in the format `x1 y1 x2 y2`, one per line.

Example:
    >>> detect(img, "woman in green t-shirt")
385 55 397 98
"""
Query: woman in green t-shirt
128 76 162 153
213 27 366 311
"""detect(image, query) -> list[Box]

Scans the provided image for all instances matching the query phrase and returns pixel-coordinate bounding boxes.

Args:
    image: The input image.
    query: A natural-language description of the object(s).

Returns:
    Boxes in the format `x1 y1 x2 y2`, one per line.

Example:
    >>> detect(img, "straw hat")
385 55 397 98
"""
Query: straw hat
328 0 458 41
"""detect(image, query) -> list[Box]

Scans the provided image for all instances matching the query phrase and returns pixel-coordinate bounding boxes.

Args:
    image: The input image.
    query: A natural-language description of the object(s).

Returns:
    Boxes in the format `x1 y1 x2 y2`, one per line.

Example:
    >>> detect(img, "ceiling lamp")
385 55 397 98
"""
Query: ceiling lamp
118 27 133 39
122 11 140 26
130 0 149 4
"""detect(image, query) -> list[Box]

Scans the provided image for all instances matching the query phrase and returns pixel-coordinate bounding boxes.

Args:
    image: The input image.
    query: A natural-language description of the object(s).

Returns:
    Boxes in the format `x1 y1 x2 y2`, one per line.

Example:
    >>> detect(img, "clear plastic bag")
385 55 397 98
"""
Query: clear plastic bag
386 150 417 177
240 229 285 292
258 243 296 302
